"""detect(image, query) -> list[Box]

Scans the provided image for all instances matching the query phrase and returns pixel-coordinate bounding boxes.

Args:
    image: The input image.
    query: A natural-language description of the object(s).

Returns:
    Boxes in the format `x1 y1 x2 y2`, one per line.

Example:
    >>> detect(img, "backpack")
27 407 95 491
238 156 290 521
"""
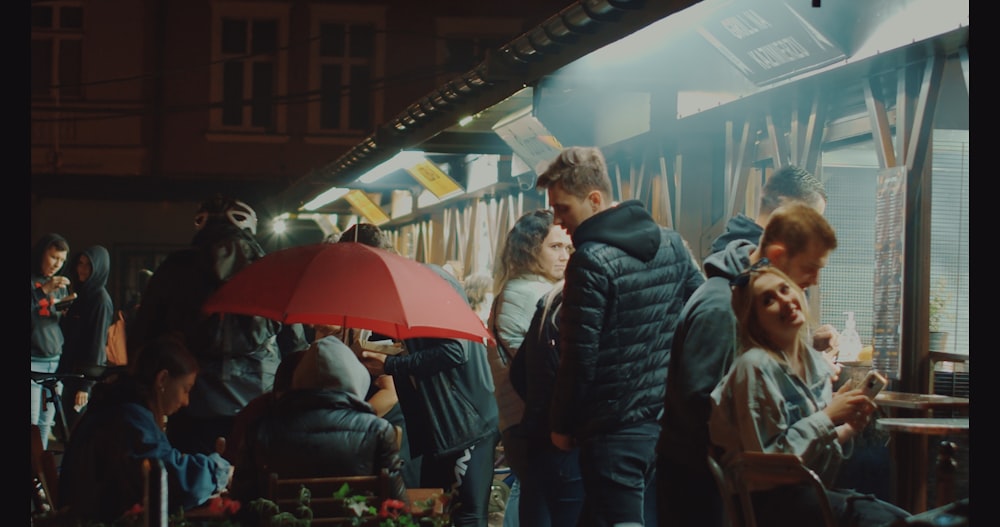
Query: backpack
105 310 128 366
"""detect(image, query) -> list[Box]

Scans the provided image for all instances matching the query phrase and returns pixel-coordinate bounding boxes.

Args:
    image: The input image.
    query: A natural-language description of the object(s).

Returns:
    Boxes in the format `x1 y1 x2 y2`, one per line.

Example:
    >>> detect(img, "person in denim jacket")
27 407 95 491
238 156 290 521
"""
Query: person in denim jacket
709 265 909 527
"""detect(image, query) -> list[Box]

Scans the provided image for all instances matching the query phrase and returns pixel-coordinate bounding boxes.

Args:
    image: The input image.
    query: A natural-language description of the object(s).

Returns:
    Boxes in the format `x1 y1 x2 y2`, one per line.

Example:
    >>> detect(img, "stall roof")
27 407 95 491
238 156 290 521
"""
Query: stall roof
273 0 969 217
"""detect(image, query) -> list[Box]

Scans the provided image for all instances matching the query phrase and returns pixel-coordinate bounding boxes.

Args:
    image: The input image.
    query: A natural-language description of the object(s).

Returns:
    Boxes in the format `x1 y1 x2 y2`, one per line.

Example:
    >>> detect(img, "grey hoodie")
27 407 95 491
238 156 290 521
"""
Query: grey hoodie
292 336 372 406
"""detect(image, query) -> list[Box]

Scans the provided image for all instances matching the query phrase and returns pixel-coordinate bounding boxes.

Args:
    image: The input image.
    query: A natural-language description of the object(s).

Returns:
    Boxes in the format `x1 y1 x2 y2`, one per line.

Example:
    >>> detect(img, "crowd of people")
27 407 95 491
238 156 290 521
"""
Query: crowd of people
30 145 913 526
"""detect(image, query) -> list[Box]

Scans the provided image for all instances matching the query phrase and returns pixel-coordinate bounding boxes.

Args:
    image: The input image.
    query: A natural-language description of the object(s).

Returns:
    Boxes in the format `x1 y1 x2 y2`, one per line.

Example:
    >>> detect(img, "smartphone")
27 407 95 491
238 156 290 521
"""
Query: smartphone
859 370 887 399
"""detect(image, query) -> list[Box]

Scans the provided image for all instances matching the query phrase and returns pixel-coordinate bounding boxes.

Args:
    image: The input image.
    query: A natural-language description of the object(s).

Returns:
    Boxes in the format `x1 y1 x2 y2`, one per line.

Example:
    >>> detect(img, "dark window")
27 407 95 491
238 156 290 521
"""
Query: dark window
349 64 371 131
60 6 84 29
349 24 375 57
222 18 247 54
320 64 342 129
31 39 53 96
252 19 278 54
58 39 83 97
32 6 53 28
251 62 274 127
320 23 345 57
222 61 244 125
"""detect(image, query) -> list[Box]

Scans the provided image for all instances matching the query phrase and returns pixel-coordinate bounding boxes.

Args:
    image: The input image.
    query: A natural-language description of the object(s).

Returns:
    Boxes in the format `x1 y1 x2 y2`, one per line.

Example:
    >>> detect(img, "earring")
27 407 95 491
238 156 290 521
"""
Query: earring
160 386 165 393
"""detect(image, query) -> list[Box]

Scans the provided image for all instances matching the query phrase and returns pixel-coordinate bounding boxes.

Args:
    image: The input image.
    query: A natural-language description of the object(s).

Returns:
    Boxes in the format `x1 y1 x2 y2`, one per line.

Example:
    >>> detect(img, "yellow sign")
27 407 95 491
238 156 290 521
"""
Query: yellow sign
344 190 391 225
406 160 463 198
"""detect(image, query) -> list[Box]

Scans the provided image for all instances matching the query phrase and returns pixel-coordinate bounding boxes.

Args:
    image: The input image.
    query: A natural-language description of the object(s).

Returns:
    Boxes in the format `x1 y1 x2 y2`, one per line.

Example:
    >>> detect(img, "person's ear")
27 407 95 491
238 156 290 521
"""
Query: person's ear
763 243 787 266
587 190 603 212
155 370 169 393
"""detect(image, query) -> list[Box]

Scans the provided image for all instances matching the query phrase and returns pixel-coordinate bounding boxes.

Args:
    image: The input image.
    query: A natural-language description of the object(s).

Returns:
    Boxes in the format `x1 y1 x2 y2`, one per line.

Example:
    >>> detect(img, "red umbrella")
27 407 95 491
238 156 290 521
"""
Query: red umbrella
202 242 492 344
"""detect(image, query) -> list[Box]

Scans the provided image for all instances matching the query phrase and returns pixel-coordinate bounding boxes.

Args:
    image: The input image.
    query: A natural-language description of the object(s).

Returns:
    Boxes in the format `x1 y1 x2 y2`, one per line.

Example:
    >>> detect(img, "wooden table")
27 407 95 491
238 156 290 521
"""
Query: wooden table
875 417 969 435
875 391 969 412
876 415 970 515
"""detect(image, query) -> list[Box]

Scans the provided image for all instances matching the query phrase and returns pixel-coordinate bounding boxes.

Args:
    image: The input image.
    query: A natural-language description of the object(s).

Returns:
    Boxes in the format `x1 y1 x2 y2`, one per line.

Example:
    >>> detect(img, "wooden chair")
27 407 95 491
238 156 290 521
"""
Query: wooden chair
707 453 744 527
267 469 392 525
717 451 836 527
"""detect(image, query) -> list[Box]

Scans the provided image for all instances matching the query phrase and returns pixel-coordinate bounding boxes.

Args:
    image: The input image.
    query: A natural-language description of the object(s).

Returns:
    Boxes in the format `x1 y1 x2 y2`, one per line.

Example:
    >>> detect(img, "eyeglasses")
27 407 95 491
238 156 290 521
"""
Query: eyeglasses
729 258 771 287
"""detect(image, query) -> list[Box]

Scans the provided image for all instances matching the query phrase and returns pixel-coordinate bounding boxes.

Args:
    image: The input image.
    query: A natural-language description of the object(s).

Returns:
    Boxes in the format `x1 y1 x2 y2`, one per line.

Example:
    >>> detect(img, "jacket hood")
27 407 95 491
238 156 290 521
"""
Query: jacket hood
32 232 69 276
75 245 111 296
709 214 762 254
572 200 660 262
292 336 371 404
703 239 755 280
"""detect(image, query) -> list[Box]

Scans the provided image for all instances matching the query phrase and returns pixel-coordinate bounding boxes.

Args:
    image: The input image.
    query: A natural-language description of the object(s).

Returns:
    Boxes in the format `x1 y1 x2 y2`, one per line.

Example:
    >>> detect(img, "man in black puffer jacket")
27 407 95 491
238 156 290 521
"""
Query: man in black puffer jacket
535 146 705 527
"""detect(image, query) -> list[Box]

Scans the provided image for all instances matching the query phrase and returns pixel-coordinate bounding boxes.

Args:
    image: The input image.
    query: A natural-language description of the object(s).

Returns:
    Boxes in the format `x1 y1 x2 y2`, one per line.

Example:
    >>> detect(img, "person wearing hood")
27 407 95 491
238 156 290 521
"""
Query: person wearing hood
655 167 834 527
58 244 115 432
230 335 407 506
534 146 705 526
31 232 72 450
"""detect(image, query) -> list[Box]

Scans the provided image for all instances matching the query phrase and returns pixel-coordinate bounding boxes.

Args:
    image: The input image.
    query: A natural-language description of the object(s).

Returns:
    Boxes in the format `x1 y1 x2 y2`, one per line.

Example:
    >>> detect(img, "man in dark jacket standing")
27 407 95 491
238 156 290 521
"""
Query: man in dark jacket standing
363 265 500 527
535 146 705 526
128 195 310 454
656 166 832 527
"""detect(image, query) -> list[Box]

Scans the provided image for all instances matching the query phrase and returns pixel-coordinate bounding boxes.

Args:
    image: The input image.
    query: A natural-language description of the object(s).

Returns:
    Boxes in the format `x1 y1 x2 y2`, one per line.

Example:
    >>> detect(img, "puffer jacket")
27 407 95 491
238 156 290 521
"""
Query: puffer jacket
386 265 499 459
550 200 705 438
231 389 407 503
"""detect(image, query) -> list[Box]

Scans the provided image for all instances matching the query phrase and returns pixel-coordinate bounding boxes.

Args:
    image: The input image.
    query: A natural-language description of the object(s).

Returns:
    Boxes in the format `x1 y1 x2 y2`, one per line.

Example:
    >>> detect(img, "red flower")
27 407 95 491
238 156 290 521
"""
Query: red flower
206 496 241 515
378 499 408 519
124 503 144 517
223 498 242 514
207 496 225 514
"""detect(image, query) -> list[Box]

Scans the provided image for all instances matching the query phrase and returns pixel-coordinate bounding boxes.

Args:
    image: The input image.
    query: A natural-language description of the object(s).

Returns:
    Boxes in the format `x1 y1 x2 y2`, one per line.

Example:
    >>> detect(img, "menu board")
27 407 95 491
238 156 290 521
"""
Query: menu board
871 166 906 379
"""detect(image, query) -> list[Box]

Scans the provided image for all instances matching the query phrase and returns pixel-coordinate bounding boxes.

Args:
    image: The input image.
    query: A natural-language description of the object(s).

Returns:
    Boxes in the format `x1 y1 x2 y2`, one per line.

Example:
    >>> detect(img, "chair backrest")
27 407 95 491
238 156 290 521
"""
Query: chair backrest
267 469 391 525
707 452 744 527
727 452 837 527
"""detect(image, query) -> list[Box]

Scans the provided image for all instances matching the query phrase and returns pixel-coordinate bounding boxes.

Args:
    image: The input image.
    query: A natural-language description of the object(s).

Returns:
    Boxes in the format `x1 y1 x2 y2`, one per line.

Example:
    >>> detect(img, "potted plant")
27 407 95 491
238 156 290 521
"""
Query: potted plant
929 277 952 352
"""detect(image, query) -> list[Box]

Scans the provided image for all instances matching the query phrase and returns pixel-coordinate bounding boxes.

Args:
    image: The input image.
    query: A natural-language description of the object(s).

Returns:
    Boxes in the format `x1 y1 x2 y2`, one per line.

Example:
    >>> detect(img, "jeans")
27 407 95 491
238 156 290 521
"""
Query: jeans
503 477 520 527
519 445 584 527
30 359 61 451
751 483 911 527
578 421 660 527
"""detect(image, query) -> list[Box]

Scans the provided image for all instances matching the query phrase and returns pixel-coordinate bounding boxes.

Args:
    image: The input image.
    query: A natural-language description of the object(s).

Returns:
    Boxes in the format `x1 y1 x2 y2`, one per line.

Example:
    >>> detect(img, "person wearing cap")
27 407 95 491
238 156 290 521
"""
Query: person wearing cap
128 194 310 455
230 335 407 505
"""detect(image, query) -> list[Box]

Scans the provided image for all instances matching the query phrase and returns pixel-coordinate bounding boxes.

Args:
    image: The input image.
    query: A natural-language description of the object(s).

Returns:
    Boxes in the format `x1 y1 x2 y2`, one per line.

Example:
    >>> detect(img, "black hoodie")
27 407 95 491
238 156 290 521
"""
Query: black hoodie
59 245 115 385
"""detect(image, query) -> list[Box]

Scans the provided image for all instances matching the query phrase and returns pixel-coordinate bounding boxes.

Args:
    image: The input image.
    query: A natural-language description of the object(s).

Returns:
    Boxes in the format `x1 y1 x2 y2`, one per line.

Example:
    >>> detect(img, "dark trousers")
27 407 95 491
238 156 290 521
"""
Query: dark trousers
421 430 501 527
519 444 584 527
578 421 659 527
751 483 911 527
656 456 726 527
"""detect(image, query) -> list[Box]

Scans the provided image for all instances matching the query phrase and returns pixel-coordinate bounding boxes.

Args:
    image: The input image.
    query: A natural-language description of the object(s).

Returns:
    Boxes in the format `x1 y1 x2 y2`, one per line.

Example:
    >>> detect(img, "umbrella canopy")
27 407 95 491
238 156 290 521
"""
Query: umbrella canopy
202 242 492 344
